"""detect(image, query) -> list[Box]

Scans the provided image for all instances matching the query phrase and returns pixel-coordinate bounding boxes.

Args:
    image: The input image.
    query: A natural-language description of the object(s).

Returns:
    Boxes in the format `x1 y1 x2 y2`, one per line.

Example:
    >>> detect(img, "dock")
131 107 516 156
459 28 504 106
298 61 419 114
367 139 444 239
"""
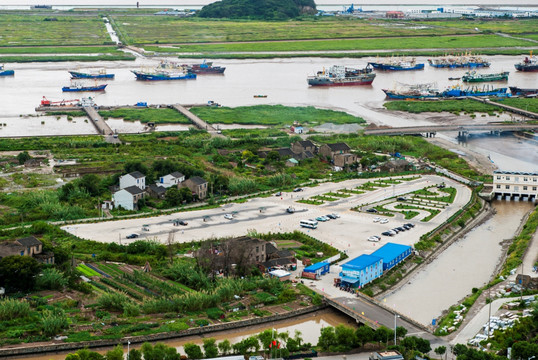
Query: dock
469 96 538 119
170 104 223 137
82 106 114 136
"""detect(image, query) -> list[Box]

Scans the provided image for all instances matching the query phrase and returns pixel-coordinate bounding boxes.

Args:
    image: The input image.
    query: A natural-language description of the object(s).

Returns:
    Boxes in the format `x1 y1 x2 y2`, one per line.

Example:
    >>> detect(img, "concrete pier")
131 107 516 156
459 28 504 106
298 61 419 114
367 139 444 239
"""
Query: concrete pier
82 106 114 136
170 104 223 137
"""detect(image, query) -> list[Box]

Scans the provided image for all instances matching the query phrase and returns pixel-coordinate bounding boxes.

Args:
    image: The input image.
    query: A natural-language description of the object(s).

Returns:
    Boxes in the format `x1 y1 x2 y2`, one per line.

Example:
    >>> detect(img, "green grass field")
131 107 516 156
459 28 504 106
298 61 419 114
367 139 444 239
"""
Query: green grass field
0 46 121 54
407 18 538 35
99 108 191 124
142 34 535 54
190 105 365 126
494 98 538 113
0 15 110 46
383 99 501 114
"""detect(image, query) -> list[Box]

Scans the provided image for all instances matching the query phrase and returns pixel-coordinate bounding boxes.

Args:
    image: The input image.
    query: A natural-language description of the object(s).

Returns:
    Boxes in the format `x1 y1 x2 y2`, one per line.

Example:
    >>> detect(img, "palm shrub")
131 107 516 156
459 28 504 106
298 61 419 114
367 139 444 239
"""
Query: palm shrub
36 268 68 291
41 309 68 337
97 292 130 312
0 298 31 320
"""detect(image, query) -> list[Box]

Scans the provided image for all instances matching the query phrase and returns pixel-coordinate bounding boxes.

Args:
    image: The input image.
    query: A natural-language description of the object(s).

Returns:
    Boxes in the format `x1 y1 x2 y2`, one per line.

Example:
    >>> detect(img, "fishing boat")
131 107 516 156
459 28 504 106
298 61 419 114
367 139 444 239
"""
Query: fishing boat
514 51 538 72
62 83 107 92
132 70 196 81
509 87 538 96
0 65 14 76
448 77 461 80
368 57 424 71
461 71 509 82
186 60 226 74
428 53 490 68
69 69 115 79
307 65 375 86
382 83 441 100
442 85 509 98
253 95 268 98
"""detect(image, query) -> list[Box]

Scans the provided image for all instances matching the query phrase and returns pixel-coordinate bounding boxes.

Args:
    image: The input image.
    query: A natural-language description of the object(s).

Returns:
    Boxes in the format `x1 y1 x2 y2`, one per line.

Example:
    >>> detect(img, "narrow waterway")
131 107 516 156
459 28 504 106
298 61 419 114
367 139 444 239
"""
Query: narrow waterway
384 200 535 326
12 310 354 360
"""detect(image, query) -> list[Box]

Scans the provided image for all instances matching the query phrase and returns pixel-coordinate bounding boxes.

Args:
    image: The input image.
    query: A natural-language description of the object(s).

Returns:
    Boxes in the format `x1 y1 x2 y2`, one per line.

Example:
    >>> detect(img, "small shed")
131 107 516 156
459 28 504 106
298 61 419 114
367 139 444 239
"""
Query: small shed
269 269 291 282
304 261 330 276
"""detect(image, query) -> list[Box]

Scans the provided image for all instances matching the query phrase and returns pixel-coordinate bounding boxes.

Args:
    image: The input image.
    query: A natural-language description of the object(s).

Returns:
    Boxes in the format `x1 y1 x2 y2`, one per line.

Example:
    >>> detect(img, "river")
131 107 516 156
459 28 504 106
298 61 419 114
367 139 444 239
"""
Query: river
12 310 352 360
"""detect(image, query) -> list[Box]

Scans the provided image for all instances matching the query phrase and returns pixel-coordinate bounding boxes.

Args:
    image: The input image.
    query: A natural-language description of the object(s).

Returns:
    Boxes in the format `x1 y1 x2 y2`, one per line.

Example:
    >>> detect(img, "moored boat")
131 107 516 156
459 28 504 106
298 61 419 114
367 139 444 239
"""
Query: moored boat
0 65 14 76
62 83 107 92
368 57 424 71
509 87 538 96
132 70 197 81
382 83 441 100
514 51 538 72
442 85 508 98
428 53 490 68
307 65 375 86
187 60 226 74
462 71 509 82
69 69 115 79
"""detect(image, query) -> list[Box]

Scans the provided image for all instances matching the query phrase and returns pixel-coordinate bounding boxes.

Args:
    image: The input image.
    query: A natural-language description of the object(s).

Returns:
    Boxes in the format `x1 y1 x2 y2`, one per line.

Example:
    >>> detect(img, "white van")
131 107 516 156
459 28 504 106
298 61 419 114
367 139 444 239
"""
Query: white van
300 220 317 229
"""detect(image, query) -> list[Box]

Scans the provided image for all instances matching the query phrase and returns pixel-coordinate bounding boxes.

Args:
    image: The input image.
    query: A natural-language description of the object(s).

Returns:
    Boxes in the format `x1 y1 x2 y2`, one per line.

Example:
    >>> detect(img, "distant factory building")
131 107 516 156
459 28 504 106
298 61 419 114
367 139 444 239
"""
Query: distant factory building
386 11 404 18
493 170 538 202
339 254 383 288
371 242 412 271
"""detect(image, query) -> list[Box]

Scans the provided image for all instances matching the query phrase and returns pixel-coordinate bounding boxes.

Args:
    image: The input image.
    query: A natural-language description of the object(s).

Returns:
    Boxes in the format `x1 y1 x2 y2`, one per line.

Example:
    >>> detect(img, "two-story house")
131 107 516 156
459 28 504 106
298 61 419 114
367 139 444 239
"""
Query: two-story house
319 142 352 160
291 140 317 155
181 176 208 200
113 186 145 210
0 236 54 264
119 171 146 190
157 171 185 188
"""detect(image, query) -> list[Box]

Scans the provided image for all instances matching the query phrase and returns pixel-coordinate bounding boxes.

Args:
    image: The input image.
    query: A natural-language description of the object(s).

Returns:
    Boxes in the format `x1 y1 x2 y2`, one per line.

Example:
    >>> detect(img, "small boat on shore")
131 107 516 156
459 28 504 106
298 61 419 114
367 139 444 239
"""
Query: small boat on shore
307 65 375 86
62 83 107 92
69 69 115 79
462 71 509 82
0 65 14 76
253 95 268 98
448 77 461 80
132 70 196 81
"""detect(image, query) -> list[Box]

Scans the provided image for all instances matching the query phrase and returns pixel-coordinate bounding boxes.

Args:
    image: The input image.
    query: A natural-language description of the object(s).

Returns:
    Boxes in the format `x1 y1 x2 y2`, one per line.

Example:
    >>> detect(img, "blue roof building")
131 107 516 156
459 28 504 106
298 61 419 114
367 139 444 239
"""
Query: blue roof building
340 254 383 288
371 242 412 271
304 261 330 276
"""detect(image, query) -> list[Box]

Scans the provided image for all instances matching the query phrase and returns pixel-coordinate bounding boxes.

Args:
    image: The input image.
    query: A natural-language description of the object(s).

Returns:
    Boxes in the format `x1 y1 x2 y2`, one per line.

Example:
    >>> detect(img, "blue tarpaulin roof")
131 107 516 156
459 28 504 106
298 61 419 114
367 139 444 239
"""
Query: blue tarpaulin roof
371 242 411 263
342 254 382 271
340 276 360 284
304 262 329 272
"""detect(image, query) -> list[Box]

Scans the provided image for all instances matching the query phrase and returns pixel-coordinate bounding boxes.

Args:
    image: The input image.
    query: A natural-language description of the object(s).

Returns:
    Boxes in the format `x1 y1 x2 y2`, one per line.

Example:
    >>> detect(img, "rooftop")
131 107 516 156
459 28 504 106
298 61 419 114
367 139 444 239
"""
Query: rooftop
186 176 207 186
371 242 412 263
170 171 185 178
15 236 42 247
148 184 167 194
325 142 351 152
127 171 145 179
493 170 538 176
342 254 382 270
122 186 145 195
304 261 329 271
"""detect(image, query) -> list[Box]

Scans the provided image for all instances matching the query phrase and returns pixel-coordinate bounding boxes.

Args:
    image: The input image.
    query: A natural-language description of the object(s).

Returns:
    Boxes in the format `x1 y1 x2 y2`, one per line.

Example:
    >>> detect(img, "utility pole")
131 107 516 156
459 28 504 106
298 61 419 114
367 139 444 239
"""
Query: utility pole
394 313 400 345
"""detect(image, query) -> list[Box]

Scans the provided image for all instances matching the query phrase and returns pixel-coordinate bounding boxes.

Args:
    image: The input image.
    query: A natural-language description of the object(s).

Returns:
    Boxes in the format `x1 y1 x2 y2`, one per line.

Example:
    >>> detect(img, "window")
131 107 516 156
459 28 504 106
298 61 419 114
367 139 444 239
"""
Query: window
496 176 501 180
515 177 519 182
496 185 501 189
256 256 259 261
534 178 537 182
506 185 510 189
533 187 537 191
523 186 528 190
524 177 528 181
506 176 510 180
256 246 259 253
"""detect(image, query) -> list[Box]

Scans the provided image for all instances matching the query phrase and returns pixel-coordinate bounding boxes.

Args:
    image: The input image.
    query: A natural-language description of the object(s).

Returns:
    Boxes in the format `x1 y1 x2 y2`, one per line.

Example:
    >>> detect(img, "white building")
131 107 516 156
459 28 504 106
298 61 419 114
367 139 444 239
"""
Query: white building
493 171 538 202
119 171 146 190
157 171 185 188
113 186 145 210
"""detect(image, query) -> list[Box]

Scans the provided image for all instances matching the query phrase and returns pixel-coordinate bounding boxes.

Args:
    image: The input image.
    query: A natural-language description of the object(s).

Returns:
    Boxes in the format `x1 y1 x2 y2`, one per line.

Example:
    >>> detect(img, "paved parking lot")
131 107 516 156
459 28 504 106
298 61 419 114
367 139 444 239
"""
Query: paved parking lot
63 175 471 262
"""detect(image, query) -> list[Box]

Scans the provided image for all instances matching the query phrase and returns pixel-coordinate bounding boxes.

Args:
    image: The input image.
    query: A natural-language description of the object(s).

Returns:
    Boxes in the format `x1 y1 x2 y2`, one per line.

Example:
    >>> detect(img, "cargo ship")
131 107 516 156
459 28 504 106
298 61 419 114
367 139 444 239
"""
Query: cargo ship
132 70 196 81
428 53 490 68
368 57 424 71
62 84 107 92
383 83 441 99
461 71 509 82
187 60 225 74
514 52 538 72
307 65 375 86
442 85 508 98
509 87 538 96
0 65 14 76
69 69 115 79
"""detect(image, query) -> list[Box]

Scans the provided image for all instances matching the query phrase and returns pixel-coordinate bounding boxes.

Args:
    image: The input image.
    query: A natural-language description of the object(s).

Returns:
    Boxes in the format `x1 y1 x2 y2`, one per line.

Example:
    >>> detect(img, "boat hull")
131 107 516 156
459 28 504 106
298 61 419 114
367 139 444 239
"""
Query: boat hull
190 67 225 74
509 87 538 95
132 71 197 81
69 71 115 79
462 72 509 82
0 70 14 76
443 88 508 97
514 64 538 72
308 78 374 86
382 90 439 100
368 62 424 71
62 84 107 92
428 61 490 68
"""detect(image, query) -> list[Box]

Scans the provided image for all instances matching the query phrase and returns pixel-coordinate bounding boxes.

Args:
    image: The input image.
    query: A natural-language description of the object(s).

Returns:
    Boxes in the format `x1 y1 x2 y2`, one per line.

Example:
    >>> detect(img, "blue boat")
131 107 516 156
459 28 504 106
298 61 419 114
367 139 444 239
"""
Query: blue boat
368 58 424 71
69 70 115 79
428 54 490 68
442 86 508 98
62 84 107 92
0 65 14 76
132 70 196 81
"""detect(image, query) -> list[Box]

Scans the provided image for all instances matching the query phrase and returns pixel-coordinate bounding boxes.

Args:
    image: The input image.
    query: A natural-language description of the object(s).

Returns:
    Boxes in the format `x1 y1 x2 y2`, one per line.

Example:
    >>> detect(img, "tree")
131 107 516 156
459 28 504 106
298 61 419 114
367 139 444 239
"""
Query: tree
128 349 142 360
166 187 182 206
105 345 124 360
395 326 408 341
334 324 357 350
218 339 231 356
374 326 394 345
452 344 468 357
17 151 31 164
77 174 101 197
124 161 148 177
184 343 203 359
355 325 375 346
435 346 447 358
0 255 41 292
203 338 218 358
317 326 337 351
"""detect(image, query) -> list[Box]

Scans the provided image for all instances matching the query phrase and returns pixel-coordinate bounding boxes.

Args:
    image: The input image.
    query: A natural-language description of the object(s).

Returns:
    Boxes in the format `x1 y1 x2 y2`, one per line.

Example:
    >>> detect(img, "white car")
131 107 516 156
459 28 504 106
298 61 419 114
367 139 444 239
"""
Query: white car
368 236 380 242
373 217 382 223
380 218 389 224
224 214 233 220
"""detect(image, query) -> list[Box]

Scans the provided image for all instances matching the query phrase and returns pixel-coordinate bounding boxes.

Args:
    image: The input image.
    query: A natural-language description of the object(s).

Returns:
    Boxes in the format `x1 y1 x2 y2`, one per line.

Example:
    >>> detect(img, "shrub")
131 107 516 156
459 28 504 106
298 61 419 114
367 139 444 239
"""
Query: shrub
123 302 141 317
0 298 31 320
41 309 68 337
97 292 130 312
206 307 224 320
36 268 68 290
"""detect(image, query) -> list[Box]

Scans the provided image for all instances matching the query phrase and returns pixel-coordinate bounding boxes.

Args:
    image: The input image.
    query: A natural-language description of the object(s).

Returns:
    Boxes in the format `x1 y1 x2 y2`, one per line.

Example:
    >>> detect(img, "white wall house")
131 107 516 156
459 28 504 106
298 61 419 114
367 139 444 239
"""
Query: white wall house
119 171 146 190
158 171 185 188
493 171 538 201
113 186 145 210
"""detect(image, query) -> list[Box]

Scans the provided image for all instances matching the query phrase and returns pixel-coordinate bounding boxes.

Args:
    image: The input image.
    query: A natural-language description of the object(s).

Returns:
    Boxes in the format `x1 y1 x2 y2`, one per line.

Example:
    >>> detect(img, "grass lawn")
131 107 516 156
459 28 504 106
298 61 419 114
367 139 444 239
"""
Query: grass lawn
99 108 191 124
407 18 538 35
190 105 364 126
383 99 501 114
0 46 122 54
113 17 474 45
493 98 538 113
0 14 110 46
141 34 534 54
